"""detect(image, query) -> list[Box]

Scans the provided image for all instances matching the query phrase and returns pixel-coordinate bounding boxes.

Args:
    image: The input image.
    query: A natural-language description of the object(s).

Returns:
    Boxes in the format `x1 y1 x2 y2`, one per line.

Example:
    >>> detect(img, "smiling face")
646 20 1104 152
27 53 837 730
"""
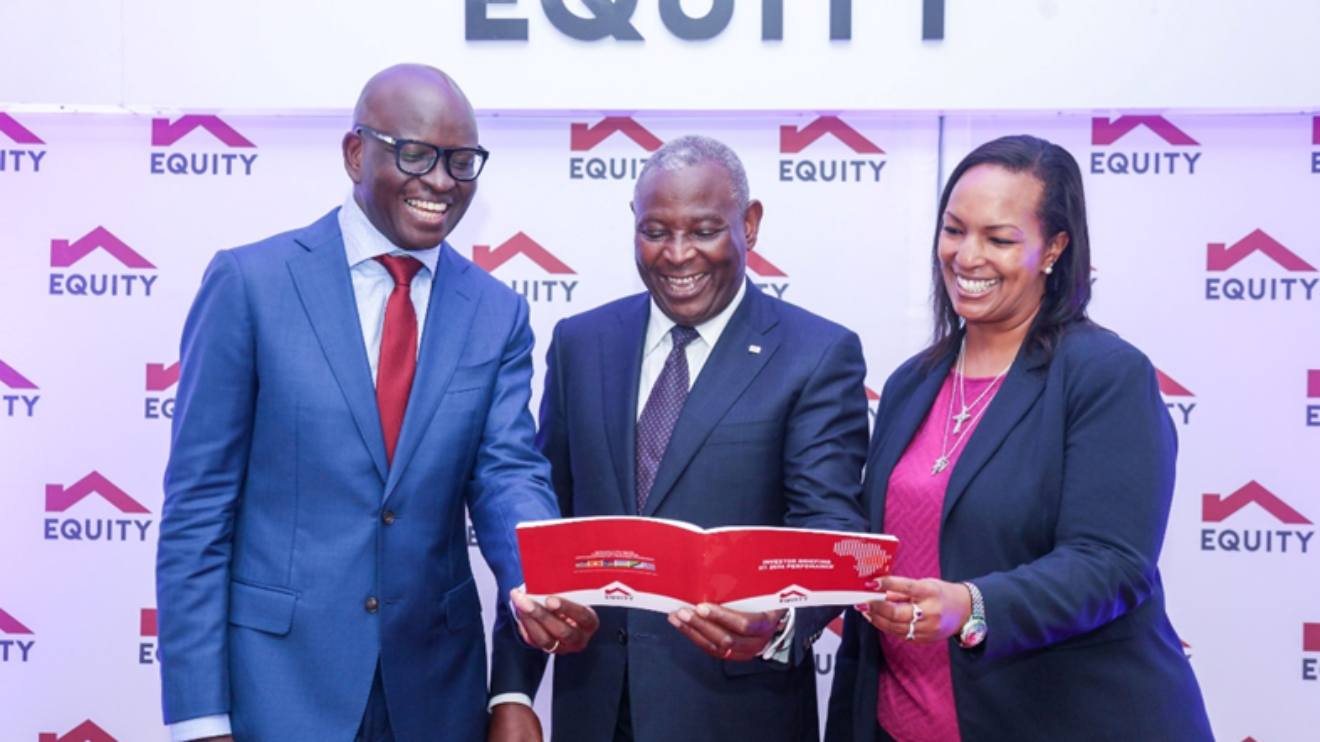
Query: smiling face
343 66 478 250
632 161 762 326
937 164 1067 334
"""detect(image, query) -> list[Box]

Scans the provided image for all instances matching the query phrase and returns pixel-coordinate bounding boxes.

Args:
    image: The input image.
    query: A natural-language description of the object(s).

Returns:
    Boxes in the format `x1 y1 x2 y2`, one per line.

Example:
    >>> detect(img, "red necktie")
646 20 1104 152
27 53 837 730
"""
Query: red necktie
375 254 423 466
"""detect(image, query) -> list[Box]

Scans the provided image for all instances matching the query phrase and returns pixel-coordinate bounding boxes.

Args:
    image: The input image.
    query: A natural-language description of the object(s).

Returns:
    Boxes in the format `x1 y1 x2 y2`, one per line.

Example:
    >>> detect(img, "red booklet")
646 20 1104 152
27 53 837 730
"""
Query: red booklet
517 516 898 613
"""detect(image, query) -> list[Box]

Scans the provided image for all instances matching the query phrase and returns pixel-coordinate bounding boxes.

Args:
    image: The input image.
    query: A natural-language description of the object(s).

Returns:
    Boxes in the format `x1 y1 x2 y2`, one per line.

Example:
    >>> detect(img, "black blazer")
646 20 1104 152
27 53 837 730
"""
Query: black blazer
826 323 1213 741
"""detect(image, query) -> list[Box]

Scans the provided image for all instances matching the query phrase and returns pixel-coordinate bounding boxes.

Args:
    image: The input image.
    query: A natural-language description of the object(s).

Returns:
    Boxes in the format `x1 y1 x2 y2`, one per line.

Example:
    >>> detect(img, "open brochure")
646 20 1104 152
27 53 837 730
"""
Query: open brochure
517 516 898 613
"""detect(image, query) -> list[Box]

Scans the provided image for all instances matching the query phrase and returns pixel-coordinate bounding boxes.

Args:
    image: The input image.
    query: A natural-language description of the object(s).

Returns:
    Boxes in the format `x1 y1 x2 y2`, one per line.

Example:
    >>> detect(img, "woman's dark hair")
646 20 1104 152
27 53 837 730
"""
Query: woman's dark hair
925 134 1092 364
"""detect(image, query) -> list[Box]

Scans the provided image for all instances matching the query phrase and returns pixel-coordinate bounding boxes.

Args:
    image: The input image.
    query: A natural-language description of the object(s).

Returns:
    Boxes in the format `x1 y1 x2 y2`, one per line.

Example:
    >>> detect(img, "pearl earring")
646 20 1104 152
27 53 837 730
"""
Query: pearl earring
1043 264 1054 275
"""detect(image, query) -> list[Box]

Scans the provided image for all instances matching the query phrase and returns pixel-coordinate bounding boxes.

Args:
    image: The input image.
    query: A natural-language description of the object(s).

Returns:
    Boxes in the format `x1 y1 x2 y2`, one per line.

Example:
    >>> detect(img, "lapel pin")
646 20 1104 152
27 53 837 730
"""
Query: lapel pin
748 344 762 354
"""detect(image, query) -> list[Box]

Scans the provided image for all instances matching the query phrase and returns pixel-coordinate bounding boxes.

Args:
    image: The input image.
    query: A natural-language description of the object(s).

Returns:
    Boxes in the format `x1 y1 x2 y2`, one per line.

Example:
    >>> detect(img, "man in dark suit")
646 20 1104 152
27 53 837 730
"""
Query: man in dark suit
489 135 869 742
156 64 595 742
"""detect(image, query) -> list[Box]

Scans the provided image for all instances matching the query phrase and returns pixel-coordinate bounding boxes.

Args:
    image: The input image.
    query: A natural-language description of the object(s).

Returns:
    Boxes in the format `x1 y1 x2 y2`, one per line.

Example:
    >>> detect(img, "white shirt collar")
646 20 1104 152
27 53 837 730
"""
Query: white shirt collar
645 280 748 355
338 192 441 275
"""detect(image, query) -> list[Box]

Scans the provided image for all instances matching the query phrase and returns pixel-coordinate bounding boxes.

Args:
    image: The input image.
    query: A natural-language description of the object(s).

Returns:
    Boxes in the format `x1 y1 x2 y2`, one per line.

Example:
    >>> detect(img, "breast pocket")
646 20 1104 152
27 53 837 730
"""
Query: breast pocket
444 358 497 394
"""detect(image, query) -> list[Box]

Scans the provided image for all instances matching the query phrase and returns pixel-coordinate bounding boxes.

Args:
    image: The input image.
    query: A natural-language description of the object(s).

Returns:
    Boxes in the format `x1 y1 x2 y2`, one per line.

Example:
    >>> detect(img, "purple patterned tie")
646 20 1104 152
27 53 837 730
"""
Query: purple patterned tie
635 325 701 513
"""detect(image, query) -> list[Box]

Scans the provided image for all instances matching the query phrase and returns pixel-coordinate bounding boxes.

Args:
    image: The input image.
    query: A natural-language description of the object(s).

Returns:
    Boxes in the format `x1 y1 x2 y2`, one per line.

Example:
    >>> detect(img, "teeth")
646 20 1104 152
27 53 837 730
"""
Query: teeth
956 276 999 294
665 274 703 288
406 199 447 213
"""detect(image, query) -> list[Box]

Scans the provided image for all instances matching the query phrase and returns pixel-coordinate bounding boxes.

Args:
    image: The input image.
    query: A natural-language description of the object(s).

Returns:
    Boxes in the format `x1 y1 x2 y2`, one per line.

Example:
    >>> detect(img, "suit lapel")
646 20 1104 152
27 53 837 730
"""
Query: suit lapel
602 295 649 515
642 286 778 517
941 343 1048 526
287 210 389 482
384 245 476 501
865 353 954 528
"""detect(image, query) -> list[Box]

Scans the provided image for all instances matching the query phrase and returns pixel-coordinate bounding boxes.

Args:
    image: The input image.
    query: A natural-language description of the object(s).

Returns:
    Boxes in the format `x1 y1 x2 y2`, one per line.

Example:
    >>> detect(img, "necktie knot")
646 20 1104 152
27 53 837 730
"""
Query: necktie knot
375 254 423 287
670 325 699 350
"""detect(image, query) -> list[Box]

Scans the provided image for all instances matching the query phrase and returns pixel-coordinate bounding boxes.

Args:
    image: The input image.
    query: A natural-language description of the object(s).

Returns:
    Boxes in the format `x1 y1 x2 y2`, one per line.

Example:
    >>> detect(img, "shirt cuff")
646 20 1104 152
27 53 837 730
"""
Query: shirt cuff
758 607 796 664
169 714 232 741
489 692 534 711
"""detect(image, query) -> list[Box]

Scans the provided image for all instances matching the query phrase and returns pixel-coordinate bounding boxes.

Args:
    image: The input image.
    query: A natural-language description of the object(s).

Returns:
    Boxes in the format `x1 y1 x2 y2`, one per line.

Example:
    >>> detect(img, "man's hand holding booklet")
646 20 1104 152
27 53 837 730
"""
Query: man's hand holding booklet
516 516 899 613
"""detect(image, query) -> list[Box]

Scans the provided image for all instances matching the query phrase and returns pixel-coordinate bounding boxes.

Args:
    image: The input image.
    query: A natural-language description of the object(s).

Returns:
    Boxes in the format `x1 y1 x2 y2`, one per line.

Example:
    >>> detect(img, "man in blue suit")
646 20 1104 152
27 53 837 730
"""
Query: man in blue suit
489 136 869 742
156 64 594 742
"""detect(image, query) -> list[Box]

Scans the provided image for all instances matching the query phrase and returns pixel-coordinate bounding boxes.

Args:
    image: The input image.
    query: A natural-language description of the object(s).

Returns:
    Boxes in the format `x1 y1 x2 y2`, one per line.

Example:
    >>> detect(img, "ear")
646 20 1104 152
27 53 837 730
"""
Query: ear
1043 231 1069 272
343 130 364 184
743 199 765 249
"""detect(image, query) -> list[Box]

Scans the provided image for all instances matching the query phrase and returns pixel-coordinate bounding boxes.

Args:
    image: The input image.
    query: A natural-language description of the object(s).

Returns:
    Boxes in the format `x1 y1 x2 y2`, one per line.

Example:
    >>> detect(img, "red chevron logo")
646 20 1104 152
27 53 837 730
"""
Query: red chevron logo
780 117 883 155
570 117 662 152
1155 370 1193 397
746 249 786 277
45 472 150 514
1207 229 1315 272
1202 481 1310 525
1091 116 1198 146
1305 623 1320 652
140 608 158 637
38 721 119 742
473 232 575 274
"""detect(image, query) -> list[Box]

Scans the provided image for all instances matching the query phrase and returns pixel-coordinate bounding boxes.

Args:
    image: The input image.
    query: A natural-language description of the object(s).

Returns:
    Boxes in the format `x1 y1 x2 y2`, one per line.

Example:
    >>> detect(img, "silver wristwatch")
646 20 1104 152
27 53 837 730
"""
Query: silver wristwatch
958 581 987 649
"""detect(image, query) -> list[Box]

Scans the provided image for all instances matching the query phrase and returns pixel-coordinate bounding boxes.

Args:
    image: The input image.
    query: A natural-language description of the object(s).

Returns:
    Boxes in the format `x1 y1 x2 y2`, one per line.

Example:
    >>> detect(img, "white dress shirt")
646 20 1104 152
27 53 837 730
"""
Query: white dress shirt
169 195 438 742
636 281 747 420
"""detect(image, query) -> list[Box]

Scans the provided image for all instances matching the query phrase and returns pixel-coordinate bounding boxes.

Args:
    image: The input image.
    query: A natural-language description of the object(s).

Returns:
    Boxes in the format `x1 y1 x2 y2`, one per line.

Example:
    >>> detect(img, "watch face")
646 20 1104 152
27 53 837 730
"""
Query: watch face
959 618 987 648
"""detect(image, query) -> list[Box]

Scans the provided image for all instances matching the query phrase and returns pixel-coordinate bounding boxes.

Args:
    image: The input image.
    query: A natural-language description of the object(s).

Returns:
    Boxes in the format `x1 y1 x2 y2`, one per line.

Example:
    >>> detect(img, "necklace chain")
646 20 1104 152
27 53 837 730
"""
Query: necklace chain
932 338 1012 476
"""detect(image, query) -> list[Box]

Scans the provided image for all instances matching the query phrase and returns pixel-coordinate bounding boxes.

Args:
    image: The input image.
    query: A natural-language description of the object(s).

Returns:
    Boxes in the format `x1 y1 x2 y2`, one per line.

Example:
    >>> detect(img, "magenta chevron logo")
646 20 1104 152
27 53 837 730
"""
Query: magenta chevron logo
0 113 44 144
50 227 154 269
151 115 254 147
1092 116 1198 146
0 360 37 389
45 472 149 514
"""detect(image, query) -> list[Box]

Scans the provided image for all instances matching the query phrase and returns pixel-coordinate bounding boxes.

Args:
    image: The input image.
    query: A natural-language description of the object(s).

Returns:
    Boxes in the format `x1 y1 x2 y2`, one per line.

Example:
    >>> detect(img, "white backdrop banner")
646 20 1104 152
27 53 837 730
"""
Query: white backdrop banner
1 108 1318 741
2 1 1319 111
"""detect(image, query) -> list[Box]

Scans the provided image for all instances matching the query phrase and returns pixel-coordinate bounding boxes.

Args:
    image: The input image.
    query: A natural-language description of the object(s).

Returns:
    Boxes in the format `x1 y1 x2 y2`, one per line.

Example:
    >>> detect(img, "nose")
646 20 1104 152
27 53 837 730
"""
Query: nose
954 236 987 269
661 232 698 265
419 158 457 192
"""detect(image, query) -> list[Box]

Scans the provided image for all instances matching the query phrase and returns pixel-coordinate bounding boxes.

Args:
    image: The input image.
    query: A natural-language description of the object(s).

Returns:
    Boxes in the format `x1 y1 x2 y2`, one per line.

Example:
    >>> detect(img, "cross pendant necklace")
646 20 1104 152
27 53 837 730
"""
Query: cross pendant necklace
951 407 971 434
931 337 1013 476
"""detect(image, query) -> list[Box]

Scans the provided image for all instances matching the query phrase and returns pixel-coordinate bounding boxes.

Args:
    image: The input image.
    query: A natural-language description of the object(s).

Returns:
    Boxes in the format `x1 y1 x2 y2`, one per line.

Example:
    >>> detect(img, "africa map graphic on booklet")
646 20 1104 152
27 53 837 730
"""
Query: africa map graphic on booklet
517 516 899 612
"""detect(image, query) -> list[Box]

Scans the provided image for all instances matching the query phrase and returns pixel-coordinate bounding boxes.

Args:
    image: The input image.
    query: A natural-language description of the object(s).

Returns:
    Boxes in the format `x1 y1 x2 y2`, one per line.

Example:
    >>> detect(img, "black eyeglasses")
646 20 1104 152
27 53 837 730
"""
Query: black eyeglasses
354 124 490 182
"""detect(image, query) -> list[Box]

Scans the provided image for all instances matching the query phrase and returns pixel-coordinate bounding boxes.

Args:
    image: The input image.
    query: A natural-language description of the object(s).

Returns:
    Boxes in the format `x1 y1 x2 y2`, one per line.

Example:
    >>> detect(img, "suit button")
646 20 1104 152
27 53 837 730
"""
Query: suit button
365 596 379 613
617 628 628 645
382 510 396 525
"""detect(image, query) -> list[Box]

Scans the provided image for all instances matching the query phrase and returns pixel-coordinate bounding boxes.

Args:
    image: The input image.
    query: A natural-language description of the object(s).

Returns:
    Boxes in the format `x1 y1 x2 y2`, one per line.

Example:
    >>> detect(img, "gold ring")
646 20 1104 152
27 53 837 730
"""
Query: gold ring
545 639 561 654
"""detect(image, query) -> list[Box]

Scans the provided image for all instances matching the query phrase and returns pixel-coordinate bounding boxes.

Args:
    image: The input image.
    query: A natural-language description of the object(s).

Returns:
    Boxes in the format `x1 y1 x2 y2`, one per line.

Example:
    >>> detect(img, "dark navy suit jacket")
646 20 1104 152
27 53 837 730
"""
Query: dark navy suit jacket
156 210 558 741
493 283 869 742
825 323 1213 741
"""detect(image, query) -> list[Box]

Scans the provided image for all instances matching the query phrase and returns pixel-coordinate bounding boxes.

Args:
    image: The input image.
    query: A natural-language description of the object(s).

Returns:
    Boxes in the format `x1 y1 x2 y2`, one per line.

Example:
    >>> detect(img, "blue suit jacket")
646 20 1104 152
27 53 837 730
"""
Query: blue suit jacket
825 323 1213 741
493 284 869 742
156 210 558 742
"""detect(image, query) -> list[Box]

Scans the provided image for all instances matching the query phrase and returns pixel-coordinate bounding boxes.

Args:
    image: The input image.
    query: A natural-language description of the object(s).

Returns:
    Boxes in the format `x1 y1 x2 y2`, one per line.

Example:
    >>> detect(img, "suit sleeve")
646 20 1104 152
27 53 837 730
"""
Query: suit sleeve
972 346 1177 661
489 321 570 699
465 295 560 600
780 330 871 662
156 250 256 724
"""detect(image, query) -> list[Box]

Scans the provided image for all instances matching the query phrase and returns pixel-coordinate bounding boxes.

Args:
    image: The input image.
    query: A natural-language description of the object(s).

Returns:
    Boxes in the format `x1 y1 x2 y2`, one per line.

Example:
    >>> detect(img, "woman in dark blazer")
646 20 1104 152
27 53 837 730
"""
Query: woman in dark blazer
825 135 1213 742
